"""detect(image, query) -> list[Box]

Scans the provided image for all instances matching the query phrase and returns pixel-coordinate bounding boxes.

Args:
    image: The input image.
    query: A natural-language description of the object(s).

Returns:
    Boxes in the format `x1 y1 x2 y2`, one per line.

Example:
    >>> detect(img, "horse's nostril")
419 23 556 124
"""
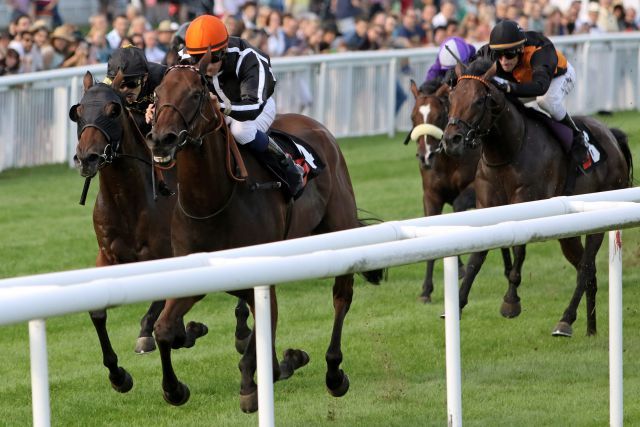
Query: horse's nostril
87 154 100 163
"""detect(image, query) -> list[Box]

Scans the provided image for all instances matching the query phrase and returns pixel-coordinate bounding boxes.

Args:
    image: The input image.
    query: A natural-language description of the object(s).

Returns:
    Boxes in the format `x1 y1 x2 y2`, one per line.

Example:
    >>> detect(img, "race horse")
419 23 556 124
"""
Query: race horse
441 58 633 337
69 72 251 392
147 53 383 411
406 80 513 303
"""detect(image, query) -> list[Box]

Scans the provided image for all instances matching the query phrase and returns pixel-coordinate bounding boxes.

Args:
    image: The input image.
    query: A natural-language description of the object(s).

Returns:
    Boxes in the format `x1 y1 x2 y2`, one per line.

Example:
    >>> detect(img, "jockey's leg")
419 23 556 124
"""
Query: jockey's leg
228 98 303 196
536 62 591 173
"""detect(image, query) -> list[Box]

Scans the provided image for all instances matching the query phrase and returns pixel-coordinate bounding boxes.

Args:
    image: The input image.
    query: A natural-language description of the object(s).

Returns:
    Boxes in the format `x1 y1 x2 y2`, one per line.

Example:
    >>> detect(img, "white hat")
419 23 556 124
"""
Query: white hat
588 2 600 13
439 38 461 68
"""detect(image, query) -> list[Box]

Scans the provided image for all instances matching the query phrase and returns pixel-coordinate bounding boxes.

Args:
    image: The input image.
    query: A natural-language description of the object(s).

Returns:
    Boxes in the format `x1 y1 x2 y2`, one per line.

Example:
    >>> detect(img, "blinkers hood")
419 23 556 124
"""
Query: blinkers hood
70 83 124 145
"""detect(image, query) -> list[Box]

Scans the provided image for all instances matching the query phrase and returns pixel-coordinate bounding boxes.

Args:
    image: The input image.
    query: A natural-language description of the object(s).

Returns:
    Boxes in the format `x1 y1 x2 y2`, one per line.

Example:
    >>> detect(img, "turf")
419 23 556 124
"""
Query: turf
0 111 639 426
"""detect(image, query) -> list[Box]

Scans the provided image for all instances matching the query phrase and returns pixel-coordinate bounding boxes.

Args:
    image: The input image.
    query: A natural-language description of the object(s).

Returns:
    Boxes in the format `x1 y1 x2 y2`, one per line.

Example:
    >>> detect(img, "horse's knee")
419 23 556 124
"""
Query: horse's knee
154 320 174 343
508 270 521 286
326 350 343 369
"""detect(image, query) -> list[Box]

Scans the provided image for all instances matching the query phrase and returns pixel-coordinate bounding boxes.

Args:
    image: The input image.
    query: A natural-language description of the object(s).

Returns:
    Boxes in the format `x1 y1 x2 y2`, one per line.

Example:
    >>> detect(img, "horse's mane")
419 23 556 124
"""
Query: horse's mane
465 58 494 77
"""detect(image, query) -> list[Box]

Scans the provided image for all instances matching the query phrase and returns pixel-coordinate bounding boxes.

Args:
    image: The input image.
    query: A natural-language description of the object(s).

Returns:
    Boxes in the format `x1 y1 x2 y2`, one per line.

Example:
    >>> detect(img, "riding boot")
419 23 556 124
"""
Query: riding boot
560 113 591 174
260 137 305 198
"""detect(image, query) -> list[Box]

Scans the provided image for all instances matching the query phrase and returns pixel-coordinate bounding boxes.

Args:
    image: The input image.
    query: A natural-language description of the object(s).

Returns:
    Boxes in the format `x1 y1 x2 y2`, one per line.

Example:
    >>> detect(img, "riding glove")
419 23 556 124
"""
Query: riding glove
492 76 512 93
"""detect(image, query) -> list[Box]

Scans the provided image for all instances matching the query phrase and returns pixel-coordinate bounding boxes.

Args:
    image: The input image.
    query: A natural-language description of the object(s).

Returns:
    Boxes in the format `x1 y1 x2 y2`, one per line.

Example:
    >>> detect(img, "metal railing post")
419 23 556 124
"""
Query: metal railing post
29 319 50 427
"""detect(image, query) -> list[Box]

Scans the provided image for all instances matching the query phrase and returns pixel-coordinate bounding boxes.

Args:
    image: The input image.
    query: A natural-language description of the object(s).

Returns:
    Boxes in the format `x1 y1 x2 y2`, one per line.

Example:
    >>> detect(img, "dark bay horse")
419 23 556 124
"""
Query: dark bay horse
147 55 383 412
441 59 633 337
407 80 513 303
70 72 245 392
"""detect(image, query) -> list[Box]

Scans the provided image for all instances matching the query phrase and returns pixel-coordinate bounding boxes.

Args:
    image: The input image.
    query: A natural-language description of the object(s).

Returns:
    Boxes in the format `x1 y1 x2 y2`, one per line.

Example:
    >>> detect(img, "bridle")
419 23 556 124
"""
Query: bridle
445 74 506 149
152 64 224 149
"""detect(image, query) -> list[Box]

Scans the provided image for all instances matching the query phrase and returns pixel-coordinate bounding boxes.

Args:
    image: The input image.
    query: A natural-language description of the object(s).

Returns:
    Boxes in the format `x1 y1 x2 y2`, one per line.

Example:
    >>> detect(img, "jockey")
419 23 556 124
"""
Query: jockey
423 36 476 93
104 46 167 135
181 14 304 197
477 20 592 172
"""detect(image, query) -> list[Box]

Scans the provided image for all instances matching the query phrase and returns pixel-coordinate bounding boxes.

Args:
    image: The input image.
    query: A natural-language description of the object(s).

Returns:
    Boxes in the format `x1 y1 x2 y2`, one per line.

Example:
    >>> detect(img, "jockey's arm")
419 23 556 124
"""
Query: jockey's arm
508 47 558 98
220 51 267 122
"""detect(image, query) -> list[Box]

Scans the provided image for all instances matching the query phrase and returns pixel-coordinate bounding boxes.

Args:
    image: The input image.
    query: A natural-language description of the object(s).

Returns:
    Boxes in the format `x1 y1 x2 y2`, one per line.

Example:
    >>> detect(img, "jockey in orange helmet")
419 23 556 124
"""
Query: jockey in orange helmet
182 14 304 197
477 20 593 173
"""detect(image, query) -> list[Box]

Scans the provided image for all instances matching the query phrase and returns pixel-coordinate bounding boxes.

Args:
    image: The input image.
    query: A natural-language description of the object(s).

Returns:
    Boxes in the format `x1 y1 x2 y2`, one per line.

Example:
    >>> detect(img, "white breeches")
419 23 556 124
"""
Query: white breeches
536 61 576 121
225 97 277 145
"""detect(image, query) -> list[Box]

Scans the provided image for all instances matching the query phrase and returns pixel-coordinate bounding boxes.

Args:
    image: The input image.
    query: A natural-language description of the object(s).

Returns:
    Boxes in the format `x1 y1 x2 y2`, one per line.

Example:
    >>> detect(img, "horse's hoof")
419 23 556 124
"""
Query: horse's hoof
162 382 191 406
552 321 573 338
110 368 133 393
284 349 310 370
186 321 209 338
134 336 156 354
327 371 350 397
239 390 258 413
500 301 521 318
418 294 432 304
235 335 251 355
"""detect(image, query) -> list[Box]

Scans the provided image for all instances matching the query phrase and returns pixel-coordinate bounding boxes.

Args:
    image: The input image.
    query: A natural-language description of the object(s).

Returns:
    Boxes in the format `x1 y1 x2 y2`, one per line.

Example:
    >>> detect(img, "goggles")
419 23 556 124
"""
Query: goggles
493 48 521 60
120 77 143 89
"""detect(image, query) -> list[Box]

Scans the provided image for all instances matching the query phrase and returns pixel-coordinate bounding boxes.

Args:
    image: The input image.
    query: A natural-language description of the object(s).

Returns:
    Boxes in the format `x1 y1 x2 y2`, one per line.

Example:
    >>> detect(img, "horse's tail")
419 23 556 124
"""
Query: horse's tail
356 209 387 285
609 127 634 186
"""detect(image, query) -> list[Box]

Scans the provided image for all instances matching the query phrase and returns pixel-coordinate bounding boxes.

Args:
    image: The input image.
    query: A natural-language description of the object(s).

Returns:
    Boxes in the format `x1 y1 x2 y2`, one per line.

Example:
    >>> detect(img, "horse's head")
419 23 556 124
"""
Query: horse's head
147 51 220 167
442 59 503 157
69 71 124 177
406 80 449 169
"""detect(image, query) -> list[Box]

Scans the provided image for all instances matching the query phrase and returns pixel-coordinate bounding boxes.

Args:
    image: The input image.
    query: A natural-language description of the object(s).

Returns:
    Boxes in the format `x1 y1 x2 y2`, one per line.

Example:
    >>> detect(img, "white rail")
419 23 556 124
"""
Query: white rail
1 188 638 426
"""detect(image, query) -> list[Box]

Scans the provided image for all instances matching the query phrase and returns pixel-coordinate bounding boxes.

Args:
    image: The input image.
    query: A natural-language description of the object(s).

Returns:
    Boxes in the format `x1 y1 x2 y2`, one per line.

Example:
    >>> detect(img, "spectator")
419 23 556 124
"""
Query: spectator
432 25 447 46
107 15 129 50
87 13 109 40
143 31 165 62
432 1 456 28
421 4 437 42
156 20 177 52
240 2 259 30
223 14 244 37
344 16 368 50
61 38 91 67
0 48 21 76
445 19 459 37
623 7 639 31
17 30 44 72
495 0 509 23
282 13 304 54
130 32 146 50
129 16 151 37
393 8 426 47
544 7 567 36
10 13 32 38
8 0 30 23
333 0 362 35
0 30 11 61
43 25 72 68
597 0 621 32
266 10 286 56
583 1 605 34
30 0 61 30
613 3 626 30
87 29 111 64
119 36 134 48
528 3 545 33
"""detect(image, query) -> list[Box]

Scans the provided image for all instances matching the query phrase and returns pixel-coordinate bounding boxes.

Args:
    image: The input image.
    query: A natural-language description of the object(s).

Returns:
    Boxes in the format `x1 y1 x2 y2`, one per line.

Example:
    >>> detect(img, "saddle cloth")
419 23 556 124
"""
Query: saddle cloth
267 128 325 187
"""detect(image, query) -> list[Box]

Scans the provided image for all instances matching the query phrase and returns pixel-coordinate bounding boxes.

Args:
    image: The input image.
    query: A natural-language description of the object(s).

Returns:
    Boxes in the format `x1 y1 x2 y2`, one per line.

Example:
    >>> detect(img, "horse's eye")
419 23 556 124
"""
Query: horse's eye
474 98 484 106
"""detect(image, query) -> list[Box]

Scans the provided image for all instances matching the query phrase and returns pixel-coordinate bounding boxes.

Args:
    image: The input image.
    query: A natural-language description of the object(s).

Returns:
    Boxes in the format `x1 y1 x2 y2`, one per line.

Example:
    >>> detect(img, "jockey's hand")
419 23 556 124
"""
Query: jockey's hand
492 76 512 93
145 104 155 124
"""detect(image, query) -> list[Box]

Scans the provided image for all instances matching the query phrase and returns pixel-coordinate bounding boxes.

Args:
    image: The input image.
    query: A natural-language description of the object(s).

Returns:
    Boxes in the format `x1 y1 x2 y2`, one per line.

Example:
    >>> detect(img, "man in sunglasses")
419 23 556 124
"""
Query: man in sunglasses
176 14 304 198
476 20 594 173
104 46 167 135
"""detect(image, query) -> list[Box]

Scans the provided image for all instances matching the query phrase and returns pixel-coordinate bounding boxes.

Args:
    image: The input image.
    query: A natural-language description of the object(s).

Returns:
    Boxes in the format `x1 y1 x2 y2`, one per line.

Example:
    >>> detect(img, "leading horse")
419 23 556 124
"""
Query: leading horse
147 54 383 411
70 72 248 392
441 59 633 337
407 80 513 303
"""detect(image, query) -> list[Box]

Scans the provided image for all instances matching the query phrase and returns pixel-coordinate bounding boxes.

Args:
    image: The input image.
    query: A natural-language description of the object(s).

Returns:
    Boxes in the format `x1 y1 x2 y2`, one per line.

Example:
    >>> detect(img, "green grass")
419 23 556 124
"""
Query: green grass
1 111 640 426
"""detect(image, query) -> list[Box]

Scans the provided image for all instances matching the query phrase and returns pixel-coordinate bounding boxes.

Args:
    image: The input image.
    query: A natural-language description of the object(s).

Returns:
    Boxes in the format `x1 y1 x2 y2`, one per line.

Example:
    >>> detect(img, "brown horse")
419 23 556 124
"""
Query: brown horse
70 72 250 392
146 55 383 412
441 58 633 337
407 80 513 303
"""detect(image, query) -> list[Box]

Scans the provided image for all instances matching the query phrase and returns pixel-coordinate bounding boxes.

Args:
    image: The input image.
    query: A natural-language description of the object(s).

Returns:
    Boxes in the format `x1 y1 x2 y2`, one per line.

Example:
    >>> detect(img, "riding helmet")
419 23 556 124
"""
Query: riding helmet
185 15 229 55
107 46 149 78
489 20 526 51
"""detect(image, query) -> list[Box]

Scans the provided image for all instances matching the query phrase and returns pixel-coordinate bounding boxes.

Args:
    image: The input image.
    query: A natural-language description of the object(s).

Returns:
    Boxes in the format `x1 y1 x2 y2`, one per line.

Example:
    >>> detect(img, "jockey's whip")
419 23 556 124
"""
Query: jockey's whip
79 177 92 206
444 44 468 71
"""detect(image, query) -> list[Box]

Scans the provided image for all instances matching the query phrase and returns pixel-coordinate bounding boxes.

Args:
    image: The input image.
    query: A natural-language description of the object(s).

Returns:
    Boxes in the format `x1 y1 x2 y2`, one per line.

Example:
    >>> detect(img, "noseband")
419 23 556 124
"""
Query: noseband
446 75 505 149
152 65 223 147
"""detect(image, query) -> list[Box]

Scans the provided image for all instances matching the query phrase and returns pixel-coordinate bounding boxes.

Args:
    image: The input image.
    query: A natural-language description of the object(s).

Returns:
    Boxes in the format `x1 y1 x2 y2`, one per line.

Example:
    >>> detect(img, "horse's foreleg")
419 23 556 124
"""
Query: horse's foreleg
134 300 165 354
234 298 252 354
458 250 488 311
89 309 133 393
582 233 604 336
325 274 354 398
500 248 513 279
553 237 584 337
155 297 200 406
500 244 526 318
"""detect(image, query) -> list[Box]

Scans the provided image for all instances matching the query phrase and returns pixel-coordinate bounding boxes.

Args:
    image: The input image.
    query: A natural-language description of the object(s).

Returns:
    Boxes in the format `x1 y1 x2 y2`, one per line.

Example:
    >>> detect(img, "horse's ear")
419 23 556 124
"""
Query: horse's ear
454 63 463 78
410 79 419 99
83 71 93 92
482 62 497 81
111 69 124 90
69 104 82 122
105 102 122 118
198 48 212 76
435 83 450 98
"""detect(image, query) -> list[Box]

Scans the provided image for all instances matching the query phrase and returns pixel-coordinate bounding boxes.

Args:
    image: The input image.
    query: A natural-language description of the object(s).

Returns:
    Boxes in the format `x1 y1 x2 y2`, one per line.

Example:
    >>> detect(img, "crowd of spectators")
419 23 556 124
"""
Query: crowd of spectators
1 0 640 76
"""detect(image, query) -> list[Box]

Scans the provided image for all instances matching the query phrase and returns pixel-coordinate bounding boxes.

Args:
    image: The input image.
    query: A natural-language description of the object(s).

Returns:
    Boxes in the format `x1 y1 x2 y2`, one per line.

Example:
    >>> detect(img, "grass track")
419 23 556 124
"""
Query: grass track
0 112 639 426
